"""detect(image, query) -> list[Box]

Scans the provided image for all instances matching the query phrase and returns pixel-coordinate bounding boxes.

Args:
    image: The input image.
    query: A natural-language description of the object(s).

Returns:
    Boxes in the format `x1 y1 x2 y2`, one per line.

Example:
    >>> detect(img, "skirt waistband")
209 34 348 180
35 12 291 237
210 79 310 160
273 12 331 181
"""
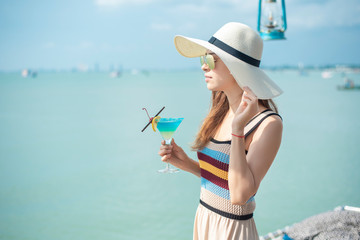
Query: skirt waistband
200 200 253 221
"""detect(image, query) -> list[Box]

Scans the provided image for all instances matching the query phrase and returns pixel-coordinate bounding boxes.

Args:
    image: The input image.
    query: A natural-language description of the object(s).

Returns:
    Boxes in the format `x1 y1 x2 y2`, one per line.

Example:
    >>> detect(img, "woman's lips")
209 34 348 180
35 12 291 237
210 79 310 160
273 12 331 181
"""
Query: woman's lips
205 75 211 82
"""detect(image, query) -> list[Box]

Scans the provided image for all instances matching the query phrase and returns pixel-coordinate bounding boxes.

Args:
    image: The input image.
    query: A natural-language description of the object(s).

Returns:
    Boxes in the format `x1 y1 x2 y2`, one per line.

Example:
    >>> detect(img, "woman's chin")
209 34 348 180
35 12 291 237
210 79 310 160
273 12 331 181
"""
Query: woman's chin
206 83 217 91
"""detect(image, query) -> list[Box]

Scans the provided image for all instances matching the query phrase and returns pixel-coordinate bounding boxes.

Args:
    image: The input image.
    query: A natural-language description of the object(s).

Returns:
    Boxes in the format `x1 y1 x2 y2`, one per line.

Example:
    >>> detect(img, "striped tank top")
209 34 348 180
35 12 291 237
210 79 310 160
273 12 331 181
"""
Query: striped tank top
197 109 281 220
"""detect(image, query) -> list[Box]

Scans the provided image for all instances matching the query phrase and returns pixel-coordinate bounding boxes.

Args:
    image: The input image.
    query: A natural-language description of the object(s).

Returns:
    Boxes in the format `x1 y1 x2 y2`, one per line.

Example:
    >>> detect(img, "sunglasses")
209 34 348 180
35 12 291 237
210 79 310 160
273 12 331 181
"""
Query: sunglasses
200 54 215 70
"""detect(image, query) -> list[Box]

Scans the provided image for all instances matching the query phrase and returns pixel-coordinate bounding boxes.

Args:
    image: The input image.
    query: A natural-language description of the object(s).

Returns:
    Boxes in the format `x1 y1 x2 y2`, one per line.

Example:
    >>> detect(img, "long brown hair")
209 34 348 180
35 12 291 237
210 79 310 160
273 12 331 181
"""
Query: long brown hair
191 91 278 151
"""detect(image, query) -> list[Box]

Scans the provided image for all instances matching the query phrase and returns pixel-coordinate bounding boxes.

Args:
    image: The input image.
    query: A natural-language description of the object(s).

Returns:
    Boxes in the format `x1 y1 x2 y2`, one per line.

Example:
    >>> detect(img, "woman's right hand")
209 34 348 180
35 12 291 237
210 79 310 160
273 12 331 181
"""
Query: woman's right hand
158 139 191 172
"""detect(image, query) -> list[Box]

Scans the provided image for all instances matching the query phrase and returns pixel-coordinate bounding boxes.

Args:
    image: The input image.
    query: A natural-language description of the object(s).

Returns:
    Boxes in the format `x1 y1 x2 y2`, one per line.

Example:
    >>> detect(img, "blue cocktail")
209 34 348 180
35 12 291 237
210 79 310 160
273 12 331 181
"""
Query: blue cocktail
156 118 184 173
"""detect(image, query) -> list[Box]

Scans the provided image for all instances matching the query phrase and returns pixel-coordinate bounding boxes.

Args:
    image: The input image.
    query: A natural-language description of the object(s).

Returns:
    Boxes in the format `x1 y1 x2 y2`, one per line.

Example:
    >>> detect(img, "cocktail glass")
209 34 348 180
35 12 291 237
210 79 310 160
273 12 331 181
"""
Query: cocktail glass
156 117 184 173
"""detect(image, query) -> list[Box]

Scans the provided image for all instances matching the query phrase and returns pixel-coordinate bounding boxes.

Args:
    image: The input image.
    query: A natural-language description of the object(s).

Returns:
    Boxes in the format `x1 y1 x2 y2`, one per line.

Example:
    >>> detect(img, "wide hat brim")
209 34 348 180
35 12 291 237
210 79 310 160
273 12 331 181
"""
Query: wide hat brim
174 35 283 100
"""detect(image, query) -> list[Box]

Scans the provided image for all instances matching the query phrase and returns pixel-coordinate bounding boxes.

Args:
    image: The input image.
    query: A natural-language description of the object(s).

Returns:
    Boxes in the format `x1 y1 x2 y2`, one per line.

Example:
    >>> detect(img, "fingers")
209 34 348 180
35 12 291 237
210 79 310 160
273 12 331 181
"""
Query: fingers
237 86 258 114
159 150 172 162
243 86 254 95
159 139 181 162
161 154 171 162
159 144 172 154
243 86 258 100
159 141 173 162
160 141 172 151
171 139 178 147
241 98 251 106
240 87 257 109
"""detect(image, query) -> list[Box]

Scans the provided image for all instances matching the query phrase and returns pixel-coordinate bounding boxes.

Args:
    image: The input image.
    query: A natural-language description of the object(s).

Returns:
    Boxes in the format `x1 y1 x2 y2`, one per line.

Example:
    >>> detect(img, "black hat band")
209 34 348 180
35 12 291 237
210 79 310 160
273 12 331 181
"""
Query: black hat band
208 36 261 67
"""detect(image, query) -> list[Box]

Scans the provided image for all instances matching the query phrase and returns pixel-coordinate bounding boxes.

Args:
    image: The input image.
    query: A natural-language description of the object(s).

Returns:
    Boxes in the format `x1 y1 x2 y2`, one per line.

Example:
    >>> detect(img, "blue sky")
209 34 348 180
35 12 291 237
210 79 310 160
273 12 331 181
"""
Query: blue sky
0 0 359 71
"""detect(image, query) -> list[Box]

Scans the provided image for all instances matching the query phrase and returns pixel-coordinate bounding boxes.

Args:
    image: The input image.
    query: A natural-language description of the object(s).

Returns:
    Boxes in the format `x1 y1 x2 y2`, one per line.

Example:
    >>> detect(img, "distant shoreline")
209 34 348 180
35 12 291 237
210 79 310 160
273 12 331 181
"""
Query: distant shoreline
0 64 360 73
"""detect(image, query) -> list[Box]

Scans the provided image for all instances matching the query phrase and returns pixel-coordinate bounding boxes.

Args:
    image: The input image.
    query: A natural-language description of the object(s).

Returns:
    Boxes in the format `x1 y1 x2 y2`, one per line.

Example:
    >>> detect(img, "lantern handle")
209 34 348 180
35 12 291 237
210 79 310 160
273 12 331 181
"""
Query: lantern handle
281 0 287 31
257 0 262 32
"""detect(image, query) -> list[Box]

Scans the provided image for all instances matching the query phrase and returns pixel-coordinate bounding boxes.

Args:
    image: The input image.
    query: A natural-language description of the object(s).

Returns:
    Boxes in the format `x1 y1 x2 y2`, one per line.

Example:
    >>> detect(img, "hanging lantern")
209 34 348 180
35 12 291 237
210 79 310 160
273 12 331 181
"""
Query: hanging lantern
257 0 287 40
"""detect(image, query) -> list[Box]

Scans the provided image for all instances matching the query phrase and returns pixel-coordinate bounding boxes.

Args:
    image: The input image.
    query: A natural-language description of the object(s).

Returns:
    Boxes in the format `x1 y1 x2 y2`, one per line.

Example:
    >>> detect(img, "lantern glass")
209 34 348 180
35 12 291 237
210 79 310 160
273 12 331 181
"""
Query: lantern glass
258 0 286 40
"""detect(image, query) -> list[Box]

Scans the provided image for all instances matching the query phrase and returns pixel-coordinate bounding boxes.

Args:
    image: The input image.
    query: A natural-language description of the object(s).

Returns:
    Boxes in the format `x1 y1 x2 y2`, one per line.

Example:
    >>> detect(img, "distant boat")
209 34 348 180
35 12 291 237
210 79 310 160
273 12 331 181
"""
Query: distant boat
21 69 37 78
297 63 308 76
337 85 360 90
337 77 360 90
321 71 333 79
109 65 123 78
109 71 122 78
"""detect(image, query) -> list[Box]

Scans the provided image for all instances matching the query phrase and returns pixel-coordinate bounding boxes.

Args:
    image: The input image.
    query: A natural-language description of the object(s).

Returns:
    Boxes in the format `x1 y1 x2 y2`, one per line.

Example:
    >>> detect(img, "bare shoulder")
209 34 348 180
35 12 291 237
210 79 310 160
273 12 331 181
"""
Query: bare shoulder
254 114 283 139
263 114 282 127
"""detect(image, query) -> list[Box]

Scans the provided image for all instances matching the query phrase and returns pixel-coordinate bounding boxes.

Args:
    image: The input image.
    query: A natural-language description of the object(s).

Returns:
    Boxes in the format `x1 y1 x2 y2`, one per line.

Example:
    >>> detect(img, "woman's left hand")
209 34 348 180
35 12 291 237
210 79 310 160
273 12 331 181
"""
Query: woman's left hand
232 86 259 134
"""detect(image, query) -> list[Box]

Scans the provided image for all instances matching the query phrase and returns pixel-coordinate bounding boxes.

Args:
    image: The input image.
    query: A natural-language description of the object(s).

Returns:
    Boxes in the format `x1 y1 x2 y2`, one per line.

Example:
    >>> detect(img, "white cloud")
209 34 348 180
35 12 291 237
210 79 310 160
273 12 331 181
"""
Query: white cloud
287 0 360 29
170 0 360 30
162 2 257 36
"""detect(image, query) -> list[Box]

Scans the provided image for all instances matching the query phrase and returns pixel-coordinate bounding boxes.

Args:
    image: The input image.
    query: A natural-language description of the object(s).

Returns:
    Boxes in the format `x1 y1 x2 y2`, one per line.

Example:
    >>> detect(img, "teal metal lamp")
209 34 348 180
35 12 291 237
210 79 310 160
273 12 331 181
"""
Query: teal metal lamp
257 0 287 40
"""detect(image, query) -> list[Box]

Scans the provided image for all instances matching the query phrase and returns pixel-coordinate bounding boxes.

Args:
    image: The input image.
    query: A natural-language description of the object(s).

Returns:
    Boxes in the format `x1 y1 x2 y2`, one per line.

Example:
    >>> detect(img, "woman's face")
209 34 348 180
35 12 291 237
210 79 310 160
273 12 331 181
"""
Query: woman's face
202 51 238 92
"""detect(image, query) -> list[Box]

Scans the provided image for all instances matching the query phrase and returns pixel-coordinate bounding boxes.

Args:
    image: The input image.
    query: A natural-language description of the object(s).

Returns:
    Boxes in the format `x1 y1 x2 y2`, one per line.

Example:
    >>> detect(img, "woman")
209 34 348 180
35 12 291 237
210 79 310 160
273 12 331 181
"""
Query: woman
159 22 283 240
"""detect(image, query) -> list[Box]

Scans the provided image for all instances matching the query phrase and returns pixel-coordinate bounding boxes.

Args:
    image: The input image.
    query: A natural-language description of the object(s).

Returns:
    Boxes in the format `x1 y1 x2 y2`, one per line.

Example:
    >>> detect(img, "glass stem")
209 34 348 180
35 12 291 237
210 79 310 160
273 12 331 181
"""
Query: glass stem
164 138 172 170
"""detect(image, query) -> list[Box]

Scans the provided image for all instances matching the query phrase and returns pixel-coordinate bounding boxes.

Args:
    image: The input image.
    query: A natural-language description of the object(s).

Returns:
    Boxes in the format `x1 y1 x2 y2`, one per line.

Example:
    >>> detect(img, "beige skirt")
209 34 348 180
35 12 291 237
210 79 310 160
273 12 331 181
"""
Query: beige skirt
193 204 259 240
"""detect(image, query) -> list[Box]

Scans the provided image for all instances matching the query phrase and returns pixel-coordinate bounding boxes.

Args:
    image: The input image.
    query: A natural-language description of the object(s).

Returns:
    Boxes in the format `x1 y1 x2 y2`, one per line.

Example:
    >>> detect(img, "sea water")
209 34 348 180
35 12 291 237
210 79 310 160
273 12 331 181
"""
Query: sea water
0 69 359 239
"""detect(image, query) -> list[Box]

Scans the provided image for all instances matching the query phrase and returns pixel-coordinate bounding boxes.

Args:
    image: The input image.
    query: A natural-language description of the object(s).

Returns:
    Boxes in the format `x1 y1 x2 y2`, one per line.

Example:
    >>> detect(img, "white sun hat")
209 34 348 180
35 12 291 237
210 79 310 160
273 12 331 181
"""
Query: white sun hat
174 22 283 99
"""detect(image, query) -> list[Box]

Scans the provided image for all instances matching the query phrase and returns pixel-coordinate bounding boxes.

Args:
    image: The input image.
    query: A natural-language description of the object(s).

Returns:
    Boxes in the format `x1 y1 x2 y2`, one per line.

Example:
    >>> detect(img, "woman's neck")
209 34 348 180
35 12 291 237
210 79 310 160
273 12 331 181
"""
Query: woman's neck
224 86 243 114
